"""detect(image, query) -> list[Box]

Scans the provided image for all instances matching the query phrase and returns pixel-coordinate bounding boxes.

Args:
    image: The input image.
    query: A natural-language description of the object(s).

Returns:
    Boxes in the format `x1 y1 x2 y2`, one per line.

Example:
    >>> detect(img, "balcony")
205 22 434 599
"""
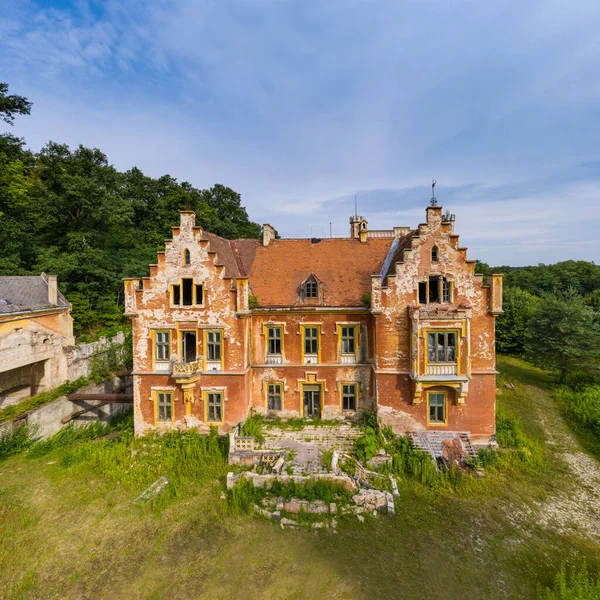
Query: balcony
426 363 457 376
172 358 203 377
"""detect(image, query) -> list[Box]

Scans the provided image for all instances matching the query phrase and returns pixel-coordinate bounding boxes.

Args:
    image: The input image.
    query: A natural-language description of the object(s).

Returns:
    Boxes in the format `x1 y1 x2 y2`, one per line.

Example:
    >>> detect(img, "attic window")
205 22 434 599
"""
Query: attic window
184 249 191 265
431 245 439 262
303 275 318 299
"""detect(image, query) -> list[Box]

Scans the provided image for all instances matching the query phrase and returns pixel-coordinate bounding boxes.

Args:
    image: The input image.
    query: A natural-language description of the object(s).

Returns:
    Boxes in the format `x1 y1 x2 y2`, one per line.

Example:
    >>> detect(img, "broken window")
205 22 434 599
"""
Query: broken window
304 327 319 355
431 245 439 262
181 331 197 363
428 392 445 424
429 276 441 303
341 326 356 354
427 332 457 363
418 277 452 304
206 330 222 361
172 284 181 305
182 278 193 306
184 249 191 265
267 326 282 355
155 331 170 361
342 383 357 411
157 392 173 422
195 284 203 305
442 279 452 303
268 383 282 410
207 392 223 422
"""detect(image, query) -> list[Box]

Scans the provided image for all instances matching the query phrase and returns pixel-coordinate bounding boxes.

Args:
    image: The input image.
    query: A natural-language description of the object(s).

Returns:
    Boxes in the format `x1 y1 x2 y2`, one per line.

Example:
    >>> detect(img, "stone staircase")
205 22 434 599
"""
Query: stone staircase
408 431 477 461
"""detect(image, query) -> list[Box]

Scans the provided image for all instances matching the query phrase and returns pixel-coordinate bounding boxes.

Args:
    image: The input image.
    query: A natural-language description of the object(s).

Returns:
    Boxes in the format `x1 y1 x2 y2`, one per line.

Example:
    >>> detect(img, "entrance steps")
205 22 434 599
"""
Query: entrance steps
408 431 478 461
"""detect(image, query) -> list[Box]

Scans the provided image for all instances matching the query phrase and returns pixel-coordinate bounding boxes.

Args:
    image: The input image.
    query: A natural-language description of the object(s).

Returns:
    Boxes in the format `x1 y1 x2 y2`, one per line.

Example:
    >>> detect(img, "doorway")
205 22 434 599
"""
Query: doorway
303 385 321 419
181 331 197 363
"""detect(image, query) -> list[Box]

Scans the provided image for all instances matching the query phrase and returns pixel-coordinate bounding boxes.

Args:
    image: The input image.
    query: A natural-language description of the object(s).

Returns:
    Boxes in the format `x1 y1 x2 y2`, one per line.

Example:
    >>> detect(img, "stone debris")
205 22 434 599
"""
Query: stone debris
352 489 388 513
504 382 516 390
133 476 168 505
385 491 395 516
357 514 365 523
389 474 400 496
280 517 298 529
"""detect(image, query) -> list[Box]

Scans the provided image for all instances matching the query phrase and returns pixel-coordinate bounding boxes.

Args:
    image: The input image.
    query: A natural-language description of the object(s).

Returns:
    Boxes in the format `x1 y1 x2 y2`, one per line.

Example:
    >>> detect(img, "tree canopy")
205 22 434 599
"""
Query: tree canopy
0 85 261 337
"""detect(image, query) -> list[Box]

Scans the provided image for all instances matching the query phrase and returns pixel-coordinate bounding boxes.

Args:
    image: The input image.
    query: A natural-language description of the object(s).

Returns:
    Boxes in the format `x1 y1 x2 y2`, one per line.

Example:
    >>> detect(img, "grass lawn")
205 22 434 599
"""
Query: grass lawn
2 356 600 599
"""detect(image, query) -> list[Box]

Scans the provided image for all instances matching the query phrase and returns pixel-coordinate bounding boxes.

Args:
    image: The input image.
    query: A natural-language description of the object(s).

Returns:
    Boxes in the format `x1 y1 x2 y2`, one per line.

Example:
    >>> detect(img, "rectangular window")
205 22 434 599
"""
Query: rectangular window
305 281 318 298
304 327 319 355
341 326 356 354
427 332 457 363
155 331 170 361
181 331 197 363
157 392 173 422
267 326 282 355
207 330 222 361
172 284 181 305
429 276 440 303
267 383 282 410
442 280 451 303
195 284 203 305
418 281 427 304
182 278 193 306
428 392 445 424
342 383 357 411
207 392 223 422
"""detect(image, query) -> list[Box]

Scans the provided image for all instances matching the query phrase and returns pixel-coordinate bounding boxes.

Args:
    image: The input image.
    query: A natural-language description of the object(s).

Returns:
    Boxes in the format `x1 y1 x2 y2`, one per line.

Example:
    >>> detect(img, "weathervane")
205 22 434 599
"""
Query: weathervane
430 179 437 206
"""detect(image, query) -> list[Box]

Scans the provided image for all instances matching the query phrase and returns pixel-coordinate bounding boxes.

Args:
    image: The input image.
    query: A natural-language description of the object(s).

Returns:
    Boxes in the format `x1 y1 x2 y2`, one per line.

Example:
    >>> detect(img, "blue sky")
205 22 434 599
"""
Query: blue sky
2 0 600 266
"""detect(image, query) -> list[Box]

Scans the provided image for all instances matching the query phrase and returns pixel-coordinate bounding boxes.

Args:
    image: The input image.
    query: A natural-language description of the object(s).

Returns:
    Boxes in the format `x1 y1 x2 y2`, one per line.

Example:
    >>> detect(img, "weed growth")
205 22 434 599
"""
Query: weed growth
537 562 600 599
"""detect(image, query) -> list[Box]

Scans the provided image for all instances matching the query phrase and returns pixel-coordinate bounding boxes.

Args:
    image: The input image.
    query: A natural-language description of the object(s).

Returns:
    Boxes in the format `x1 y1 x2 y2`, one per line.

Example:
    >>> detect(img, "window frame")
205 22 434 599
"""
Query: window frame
426 330 459 365
170 280 204 307
204 390 224 424
339 324 358 356
301 325 321 362
427 391 447 426
266 382 283 411
153 330 171 363
304 279 318 298
431 245 439 262
183 248 191 265
204 329 224 370
154 390 174 424
341 382 358 412
418 276 453 305
267 325 283 356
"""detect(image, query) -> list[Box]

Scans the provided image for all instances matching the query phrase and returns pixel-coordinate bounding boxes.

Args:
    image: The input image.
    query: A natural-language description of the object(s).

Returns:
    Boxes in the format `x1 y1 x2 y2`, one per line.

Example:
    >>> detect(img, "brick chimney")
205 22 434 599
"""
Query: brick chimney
47 275 58 305
262 224 276 247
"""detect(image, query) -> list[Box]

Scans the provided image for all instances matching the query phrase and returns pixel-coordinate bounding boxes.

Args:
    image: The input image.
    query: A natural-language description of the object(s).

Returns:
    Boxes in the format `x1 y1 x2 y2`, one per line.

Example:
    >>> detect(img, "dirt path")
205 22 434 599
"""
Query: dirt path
527 383 600 542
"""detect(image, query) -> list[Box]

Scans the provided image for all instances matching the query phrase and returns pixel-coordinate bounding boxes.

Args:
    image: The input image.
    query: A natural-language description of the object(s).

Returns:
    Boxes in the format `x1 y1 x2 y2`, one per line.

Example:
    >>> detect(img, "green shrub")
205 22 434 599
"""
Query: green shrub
538 563 600 599
0 425 37 461
355 426 378 463
240 413 265 443
496 405 529 448
555 385 600 443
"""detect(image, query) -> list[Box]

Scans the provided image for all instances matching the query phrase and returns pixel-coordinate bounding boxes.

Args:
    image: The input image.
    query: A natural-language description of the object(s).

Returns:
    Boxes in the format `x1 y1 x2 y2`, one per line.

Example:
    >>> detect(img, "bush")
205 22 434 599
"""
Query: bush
240 413 265 443
538 563 600 599
0 425 37 461
555 385 600 444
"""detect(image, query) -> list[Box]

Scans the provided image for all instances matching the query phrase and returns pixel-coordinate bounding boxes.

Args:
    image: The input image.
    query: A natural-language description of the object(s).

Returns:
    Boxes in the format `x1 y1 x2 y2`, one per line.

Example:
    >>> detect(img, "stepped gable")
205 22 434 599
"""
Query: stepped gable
236 237 394 307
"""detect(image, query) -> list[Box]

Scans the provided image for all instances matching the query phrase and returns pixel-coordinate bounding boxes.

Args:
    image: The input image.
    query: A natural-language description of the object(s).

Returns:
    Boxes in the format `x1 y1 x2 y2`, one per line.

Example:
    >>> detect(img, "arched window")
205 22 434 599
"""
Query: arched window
303 274 319 298
184 249 191 265
431 245 439 262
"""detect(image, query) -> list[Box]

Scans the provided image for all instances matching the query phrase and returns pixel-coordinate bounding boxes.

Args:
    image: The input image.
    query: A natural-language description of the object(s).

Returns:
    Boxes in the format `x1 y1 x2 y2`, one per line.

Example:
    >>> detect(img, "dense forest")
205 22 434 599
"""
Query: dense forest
0 84 261 337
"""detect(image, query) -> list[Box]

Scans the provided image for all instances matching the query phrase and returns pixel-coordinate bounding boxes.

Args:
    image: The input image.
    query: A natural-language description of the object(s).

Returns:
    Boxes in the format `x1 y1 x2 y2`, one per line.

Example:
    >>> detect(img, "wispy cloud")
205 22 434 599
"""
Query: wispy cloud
1 0 600 265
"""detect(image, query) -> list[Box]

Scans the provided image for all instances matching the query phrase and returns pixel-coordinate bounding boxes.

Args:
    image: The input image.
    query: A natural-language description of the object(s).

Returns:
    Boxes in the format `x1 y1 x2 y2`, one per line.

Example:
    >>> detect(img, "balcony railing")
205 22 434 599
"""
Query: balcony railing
172 358 203 377
205 360 222 372
425 363 457 376
266 354 283 365
304 354 318 365
340 354 357 365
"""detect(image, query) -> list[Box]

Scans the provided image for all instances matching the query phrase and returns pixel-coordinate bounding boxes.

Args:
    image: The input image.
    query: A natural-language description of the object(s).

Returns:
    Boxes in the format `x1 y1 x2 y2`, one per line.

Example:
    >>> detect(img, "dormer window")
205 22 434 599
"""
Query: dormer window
431 245 439 262
183 249 191 265
303 274 319 299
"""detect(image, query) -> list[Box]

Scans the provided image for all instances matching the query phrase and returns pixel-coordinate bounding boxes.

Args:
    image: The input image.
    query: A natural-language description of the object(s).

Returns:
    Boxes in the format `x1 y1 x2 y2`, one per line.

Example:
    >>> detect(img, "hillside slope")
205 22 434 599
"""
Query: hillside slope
1 357 599 600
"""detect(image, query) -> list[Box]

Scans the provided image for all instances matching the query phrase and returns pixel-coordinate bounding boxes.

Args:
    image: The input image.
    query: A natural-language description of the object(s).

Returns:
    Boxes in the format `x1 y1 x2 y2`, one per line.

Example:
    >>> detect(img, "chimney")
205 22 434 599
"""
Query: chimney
47 275 58 305
262 224 276 247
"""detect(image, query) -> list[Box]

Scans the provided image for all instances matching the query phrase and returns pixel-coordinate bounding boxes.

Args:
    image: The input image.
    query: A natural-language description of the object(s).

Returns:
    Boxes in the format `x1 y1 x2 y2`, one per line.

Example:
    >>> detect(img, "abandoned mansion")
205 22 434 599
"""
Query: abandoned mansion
124 203 503 445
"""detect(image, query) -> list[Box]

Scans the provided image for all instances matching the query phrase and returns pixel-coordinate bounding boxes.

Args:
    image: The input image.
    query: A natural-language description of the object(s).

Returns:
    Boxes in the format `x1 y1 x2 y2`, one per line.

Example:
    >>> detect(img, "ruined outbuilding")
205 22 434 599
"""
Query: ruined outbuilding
124 202 502 446
0 274 74 406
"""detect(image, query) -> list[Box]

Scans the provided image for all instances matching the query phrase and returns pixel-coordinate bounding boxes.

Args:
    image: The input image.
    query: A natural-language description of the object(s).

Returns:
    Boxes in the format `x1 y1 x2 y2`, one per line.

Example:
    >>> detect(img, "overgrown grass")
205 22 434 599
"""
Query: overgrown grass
0 424 37 461
537 562 600 599
555 385 600 456
0 377 88 424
